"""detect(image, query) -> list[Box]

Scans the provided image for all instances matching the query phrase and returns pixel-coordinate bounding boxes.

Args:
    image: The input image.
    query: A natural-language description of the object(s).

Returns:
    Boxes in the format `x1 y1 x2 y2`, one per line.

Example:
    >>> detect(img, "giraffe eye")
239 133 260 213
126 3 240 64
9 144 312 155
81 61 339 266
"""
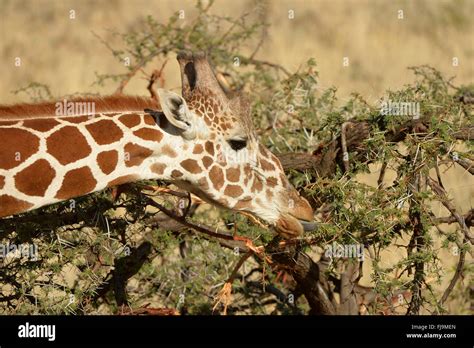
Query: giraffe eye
228 139 247 151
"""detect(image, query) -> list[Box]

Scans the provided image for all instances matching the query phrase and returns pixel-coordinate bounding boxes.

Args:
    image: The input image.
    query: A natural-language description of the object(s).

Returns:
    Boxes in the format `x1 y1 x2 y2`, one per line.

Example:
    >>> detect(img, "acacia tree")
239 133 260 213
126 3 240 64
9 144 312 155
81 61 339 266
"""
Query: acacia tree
1 1 472 315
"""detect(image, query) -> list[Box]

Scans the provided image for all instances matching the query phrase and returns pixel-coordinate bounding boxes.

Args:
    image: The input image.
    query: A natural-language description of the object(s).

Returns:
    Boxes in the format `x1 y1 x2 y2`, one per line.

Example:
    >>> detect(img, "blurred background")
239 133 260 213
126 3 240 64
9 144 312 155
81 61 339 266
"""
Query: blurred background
1 0 473 103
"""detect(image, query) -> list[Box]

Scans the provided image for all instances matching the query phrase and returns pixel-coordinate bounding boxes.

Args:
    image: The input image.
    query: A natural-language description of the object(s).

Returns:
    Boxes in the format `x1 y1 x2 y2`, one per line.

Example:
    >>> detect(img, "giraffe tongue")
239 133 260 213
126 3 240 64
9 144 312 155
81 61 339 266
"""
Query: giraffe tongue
299 220 318 232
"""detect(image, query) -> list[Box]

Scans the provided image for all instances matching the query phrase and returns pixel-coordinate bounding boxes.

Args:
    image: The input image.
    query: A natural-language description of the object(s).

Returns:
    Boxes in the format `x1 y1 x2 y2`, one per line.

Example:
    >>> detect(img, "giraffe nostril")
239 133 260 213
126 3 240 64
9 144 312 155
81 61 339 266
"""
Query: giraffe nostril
299 219 318 232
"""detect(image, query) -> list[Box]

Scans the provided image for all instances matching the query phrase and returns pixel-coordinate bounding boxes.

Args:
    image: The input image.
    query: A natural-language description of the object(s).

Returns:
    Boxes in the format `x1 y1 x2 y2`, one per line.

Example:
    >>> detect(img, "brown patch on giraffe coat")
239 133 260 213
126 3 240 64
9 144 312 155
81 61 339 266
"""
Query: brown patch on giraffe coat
193 144 203 154
144 114 156 126
234 199 252 210
243 165 252 177
86 120 123 145
251 177 263 192
0 128 40 170
23 119 60 132
55 166 97 199
260 157 276 172
181 159 202 174
161 144 177 158
0 121 19 126
0 195 34 217
133 128 163 142
0 176 4 190
124 143 153 167
266 177 278 188
63 116 91 124
266 189 273 200
14 159 56 196
119 114 141 128
202 156 213 169
97 150 119 175
47 126 91 165
205 141 214 156
224 185 244 198
209 166 224 191
171 170 183 178
151 163 167 175
108 174 139 187
226 167 240 182
203 115 212 126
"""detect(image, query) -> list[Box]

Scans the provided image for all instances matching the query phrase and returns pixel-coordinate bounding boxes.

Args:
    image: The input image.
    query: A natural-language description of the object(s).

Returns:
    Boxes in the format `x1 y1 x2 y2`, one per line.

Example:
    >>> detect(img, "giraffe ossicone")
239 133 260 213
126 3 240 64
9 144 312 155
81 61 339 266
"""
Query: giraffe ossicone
0 51 316 238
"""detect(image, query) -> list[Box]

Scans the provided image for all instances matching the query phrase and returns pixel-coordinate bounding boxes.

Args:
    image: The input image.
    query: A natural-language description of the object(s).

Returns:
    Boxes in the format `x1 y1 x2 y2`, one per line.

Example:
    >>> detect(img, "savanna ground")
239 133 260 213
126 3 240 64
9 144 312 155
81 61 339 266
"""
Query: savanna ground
0 0 472 315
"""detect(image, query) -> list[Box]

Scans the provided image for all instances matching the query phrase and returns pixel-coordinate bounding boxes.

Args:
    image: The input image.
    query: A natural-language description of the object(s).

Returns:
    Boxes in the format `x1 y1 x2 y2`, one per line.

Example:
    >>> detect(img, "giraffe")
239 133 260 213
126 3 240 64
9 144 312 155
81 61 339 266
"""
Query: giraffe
0 52 316 238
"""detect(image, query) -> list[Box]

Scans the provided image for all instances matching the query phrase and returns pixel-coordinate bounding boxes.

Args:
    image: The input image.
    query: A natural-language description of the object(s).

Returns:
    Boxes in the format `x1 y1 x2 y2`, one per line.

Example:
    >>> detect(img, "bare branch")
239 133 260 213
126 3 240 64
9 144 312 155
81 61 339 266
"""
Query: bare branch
441 238 466 305
428 178 474 245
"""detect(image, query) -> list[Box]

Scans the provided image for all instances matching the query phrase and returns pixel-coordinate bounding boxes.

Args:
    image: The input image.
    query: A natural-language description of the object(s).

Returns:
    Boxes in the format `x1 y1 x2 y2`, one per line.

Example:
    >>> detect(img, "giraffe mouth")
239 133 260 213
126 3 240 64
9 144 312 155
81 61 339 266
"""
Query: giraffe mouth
275 214 318 239
298 219 318 232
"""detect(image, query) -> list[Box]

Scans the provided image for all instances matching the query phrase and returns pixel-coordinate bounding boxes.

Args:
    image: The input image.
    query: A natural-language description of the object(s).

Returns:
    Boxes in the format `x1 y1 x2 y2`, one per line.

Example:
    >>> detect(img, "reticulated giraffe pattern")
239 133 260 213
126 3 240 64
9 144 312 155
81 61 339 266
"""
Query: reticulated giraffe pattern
0 52 316 237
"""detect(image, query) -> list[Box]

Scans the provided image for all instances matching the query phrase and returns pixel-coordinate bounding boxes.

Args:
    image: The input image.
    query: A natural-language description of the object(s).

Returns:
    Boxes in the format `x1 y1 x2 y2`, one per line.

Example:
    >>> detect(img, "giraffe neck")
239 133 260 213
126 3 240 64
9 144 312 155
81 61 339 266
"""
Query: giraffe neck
0 102 185 217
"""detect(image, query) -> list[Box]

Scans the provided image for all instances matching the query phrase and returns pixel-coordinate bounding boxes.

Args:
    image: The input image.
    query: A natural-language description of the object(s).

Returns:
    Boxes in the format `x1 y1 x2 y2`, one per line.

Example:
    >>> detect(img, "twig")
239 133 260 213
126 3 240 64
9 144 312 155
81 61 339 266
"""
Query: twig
249 3 268 60
435 156 445 189
406 173 425 315
213 252 252 315
440 238 466 305
337 260 359 314
240 56 291 77
434 209 474 227
452 126 473 140
119 304 179 316
427 178 474 245
143 195 267 258
146 59 169 102
428 211 473 258
455 157 474 175
377 161 388 189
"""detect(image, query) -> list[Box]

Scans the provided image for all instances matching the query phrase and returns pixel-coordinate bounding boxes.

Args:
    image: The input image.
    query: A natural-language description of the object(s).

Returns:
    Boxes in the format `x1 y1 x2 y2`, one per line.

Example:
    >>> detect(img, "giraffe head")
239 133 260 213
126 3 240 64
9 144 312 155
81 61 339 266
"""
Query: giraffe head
153 52 316 238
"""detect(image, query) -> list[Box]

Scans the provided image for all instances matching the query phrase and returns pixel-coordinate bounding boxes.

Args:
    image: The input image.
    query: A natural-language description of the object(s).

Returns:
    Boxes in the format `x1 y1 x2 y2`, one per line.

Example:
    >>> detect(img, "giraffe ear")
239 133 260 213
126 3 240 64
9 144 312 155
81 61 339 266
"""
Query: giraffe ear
157 89 196 139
